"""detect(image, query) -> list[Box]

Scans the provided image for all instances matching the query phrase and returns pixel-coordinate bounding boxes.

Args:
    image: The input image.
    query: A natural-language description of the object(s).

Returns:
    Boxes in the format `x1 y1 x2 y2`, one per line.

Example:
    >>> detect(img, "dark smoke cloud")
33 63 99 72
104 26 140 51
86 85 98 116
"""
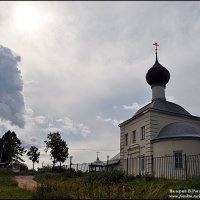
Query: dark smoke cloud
0 45 25 128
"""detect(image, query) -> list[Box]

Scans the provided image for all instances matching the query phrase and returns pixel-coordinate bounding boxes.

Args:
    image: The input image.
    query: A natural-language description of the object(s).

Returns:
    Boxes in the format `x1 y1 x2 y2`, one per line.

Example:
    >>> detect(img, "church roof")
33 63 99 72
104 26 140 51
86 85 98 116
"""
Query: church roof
119 99 192 127
134 99 191 117
91 157 104 167
151 122 200 142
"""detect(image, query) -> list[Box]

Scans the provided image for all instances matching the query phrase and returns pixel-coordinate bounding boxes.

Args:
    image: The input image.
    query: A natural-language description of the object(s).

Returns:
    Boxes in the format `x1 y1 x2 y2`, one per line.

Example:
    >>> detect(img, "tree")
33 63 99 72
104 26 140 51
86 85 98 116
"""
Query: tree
44 132 69 167
27 146 40 170
0 130 26 163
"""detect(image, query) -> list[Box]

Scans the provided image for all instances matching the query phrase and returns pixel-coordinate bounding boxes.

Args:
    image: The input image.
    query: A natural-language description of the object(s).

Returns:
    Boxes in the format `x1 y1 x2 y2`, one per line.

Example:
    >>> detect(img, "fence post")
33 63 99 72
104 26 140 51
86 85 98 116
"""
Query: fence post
184 154 187 180
77 163 78 171
151 155 154 177
70 156 72 171
90 163 92 172
107 155 109 171
126 158 128 176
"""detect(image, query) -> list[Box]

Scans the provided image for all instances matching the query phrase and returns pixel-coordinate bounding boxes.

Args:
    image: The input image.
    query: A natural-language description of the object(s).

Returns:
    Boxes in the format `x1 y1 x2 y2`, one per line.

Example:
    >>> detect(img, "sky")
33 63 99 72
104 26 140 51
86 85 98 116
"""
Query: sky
0 1 200 169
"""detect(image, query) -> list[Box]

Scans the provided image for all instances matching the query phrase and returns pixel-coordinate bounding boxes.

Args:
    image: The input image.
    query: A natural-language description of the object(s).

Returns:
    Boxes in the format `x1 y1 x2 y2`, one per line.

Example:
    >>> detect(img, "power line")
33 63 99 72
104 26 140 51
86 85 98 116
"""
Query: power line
70 148 119 151
23 142 120 152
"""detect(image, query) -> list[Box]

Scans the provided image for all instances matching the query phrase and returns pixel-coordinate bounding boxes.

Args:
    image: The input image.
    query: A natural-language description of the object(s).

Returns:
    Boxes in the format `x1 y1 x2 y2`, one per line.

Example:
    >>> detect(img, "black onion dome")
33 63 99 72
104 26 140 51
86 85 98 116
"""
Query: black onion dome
146 59 170 86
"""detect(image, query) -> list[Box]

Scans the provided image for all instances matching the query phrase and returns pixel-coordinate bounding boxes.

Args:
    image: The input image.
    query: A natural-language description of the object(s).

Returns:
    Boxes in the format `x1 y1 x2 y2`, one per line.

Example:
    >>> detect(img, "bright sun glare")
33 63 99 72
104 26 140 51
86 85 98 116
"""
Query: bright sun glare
14 5 40 31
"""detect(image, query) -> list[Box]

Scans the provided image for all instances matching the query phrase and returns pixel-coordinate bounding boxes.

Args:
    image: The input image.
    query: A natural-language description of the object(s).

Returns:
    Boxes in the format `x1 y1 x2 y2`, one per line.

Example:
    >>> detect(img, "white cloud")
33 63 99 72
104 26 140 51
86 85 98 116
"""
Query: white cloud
123 102 142 110
55 117 91 137
166 96 177 103
96 115 123 127
34 115 46 124
122 102 150 110
77 123 91 137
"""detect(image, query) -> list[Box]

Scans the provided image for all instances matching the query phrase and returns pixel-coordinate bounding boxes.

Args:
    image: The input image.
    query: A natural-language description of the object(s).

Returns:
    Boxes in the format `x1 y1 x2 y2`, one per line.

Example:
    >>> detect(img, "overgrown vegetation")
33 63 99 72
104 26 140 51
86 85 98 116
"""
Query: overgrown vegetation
83 170 126 184
1 168 200 199
32 170 200 199
0 169 33 199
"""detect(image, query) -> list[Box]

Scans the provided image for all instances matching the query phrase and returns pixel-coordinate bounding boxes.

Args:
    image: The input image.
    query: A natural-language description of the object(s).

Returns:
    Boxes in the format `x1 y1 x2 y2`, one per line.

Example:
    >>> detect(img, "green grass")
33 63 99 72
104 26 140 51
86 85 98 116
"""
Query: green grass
1 169 200 199
0 169 33 199
33 171 200 199
124 176 200 199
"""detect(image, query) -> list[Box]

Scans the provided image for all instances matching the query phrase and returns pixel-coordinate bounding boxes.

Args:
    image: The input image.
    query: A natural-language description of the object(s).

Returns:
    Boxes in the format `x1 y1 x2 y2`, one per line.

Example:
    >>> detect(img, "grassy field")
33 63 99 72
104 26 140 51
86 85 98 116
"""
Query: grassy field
33 171 200 199
1 169 200 199
0 169 33 199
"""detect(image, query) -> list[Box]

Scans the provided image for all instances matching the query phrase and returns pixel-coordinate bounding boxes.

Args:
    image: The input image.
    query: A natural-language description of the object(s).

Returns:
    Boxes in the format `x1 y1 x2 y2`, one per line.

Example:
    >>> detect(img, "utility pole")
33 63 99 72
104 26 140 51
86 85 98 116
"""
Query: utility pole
70 156 73 171
107 155 109 171
96 152 100 160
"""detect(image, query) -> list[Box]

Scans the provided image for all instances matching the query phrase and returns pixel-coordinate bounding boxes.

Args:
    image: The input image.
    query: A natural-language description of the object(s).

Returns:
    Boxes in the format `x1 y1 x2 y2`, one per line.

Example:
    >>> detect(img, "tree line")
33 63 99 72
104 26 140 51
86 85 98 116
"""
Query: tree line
0 131 69 170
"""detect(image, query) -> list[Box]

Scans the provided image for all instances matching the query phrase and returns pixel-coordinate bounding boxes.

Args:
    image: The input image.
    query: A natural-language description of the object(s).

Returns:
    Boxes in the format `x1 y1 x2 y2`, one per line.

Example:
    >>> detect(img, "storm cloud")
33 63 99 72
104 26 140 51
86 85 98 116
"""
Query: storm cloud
0 45 25 128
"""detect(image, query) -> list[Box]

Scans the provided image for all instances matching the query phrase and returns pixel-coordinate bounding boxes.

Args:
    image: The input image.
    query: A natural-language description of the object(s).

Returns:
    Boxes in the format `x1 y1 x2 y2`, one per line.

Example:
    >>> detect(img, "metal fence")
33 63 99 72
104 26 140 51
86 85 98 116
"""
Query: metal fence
67 163 90 172
63 154 200 180
122 154 200 180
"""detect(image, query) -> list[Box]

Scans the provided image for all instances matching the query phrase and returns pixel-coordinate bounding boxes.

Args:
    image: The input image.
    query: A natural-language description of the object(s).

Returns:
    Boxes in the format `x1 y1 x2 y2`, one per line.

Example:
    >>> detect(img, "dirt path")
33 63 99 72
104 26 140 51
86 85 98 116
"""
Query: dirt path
14 176 38 192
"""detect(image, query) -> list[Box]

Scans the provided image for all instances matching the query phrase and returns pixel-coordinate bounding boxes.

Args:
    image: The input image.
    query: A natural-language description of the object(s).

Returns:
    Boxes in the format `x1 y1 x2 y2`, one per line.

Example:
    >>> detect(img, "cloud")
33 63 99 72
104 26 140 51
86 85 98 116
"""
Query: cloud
22 114 91 141
122 102 150 111
0 45 25 128
55 117 91 137
96 115 123 127
166 96 177 103
123 102 144 110
33 115 47 125
121 97 177 111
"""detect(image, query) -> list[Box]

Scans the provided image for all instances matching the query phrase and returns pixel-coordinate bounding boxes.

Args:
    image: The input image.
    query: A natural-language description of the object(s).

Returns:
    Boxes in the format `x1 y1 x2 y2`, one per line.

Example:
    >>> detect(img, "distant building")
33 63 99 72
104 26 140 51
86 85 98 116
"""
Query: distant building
0 160 20 173
89 153 105 172
12 160 20 173
119 44 200 178
89 153 120 172
106 153 120 171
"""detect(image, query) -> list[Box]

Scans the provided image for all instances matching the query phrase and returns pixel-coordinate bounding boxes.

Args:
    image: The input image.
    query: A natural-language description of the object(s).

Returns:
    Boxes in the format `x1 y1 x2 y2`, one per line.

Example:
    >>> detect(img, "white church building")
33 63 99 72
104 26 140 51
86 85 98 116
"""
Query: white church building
118 44 200 179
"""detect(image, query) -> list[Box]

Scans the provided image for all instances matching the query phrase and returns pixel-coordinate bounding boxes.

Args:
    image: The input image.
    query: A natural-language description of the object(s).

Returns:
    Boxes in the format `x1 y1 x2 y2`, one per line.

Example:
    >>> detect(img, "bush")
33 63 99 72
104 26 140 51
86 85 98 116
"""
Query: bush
52 166 66 173
27 169 37 175
135 174 142 179
84 170 125 185
145 175 154 181
34 172 62 182
38 165 52 173
32 180 72 199
0 168 14 176
20 163 28 171
125 174 136 181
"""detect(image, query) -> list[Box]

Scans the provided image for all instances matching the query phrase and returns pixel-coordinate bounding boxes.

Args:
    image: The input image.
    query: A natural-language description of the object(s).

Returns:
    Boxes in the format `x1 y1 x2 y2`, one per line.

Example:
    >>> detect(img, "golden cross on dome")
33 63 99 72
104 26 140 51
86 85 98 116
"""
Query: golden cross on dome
153 42 159 61
153 42 159 55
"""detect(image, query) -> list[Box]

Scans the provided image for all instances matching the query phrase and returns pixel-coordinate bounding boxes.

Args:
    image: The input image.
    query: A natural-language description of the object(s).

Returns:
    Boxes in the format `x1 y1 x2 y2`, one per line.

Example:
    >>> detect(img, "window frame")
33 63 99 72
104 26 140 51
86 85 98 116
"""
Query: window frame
125 133 128 146
174 151 183 169
140 126 145 140
132 130 136 143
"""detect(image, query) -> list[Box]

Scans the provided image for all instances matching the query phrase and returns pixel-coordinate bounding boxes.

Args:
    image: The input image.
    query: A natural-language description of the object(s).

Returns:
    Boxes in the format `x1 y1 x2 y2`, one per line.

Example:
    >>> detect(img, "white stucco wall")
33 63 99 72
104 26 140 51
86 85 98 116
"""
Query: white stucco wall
120 111 151 160
152 139 200 157
152 139 200 179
